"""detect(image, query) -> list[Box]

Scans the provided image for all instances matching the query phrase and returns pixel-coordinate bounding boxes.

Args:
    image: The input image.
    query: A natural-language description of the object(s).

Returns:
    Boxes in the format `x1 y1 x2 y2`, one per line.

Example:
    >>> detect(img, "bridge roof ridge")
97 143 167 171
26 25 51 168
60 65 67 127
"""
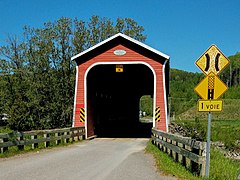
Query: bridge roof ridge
71 33 170 61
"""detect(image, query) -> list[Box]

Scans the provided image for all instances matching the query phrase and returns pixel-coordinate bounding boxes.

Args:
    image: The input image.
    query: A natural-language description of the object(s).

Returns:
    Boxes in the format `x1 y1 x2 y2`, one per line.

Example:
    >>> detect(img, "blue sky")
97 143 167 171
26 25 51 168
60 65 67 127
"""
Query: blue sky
0 0 239 72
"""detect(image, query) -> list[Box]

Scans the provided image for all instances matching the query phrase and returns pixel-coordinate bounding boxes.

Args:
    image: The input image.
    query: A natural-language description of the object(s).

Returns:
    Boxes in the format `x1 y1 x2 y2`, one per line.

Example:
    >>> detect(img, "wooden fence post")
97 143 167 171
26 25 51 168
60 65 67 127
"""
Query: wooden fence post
179 143 183 163
79 129 83 140
168 139 172 156
181 144 186 166
70 130 73 142
200 147 206 177
0 137 8 153
175 141 179 162
159 135 163 151
44 134 50 148
76 129 80 141
152 133 156 145
186 145 191 170
55 133 60 145
190 148 199 173
64 131 69 143
31 135 38 149
0 138 3 153
172 140 176 160
17 133 24 151
73 130 78 141
82 129 85 140
163 137 166 152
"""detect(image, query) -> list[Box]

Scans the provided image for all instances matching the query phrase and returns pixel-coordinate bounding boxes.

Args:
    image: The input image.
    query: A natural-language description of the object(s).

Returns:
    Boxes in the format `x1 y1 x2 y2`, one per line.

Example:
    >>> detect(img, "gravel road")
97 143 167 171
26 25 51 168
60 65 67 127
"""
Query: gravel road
0 138 176 180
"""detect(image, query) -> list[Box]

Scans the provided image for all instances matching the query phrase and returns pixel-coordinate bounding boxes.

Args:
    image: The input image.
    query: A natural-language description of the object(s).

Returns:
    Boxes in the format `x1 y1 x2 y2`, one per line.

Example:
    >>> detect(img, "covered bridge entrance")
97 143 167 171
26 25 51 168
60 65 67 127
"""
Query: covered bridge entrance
72 33 170 138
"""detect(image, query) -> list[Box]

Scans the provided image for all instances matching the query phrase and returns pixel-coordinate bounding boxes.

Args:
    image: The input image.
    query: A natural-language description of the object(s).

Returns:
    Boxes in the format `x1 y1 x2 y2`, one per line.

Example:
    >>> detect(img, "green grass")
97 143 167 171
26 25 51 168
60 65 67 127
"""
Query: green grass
211 120 240 149
146 140 240 180
175 119 240 149
210 148 240 180
146 141 201 180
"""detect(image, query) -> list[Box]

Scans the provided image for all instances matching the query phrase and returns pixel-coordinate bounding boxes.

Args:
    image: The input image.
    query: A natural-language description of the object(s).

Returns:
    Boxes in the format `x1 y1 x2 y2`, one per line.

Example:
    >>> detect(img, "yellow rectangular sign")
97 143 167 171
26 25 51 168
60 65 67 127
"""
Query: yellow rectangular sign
198 100 223 112
116 65 123 72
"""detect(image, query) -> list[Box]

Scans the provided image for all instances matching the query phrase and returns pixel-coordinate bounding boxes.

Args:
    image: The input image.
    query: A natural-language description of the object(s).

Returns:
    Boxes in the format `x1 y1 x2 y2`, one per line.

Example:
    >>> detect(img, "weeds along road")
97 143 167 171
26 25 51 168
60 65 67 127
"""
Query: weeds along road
0 138 176 180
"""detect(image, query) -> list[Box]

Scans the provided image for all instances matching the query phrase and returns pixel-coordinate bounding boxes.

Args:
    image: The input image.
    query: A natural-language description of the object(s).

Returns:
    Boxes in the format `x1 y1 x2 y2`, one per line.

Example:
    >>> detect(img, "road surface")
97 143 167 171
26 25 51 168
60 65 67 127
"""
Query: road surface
0 138 176 180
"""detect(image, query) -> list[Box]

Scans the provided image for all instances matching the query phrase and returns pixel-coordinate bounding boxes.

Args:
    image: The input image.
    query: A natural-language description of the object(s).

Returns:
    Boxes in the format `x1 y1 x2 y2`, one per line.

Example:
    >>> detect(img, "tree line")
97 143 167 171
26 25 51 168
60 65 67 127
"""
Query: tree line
0 16 146 131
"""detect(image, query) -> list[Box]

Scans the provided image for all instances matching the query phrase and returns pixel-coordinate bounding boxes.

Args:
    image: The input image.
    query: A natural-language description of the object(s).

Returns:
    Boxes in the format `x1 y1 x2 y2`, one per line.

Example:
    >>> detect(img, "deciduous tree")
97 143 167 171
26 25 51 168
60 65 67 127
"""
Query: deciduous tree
0 16 146 130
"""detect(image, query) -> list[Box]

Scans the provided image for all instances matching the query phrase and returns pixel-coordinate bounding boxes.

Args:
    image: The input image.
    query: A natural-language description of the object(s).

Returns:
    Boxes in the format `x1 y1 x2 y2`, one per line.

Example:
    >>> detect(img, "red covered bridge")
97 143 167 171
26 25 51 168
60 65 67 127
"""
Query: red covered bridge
71 33 170 138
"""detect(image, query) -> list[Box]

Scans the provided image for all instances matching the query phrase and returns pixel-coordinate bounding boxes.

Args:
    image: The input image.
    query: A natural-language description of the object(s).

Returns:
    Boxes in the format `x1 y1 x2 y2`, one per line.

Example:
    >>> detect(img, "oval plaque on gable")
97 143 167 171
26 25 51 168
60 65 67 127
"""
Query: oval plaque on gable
114 49 126 56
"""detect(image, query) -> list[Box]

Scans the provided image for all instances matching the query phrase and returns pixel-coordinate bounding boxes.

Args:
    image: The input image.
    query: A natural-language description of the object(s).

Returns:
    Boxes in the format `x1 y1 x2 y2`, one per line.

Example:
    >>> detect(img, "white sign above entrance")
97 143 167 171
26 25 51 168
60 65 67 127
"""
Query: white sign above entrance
114 49 126 56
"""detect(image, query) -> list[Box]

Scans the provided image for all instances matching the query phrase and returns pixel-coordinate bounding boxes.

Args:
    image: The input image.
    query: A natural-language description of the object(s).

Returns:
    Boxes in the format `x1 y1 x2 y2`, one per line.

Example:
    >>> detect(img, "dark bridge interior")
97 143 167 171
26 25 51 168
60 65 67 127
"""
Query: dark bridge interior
87 64 154 138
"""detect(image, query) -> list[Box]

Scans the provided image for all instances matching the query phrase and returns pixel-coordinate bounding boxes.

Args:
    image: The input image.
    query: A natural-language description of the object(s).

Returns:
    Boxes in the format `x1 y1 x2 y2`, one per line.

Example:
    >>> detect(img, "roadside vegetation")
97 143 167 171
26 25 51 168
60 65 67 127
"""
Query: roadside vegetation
175 98 240 150
146 140 240 180
0 126 13 133
140 95 153 117
173 119 240 150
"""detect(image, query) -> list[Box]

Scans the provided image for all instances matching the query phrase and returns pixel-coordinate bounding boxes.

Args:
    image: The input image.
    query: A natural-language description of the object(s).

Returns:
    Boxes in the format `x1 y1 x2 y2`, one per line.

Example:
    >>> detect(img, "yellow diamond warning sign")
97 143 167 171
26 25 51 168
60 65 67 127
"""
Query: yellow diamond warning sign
198 100 223 112
194 72 228 100
195 44 230 75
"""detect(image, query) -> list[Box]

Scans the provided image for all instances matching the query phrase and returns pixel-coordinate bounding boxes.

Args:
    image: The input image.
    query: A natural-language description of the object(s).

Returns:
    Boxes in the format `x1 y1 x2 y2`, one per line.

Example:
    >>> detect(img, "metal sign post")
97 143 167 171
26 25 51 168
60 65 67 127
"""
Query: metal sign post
194 44 230 178
206 112 212 177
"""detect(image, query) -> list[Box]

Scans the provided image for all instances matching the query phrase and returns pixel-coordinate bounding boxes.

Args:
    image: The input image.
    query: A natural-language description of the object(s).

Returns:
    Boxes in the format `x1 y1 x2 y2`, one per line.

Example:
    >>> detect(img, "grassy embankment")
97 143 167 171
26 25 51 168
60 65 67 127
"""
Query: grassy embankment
146 140 240 180
174 119 240 150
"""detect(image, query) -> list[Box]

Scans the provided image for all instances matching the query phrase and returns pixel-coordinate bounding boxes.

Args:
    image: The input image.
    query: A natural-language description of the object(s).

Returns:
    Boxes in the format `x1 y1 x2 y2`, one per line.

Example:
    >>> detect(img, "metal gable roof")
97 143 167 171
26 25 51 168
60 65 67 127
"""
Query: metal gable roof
71 33 170 61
